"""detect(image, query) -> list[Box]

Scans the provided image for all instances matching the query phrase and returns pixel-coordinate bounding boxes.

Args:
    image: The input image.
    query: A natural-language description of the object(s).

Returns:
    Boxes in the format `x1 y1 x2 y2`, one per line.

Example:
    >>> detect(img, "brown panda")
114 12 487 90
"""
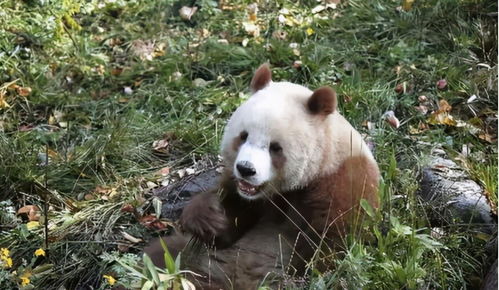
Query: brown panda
145 64 379 289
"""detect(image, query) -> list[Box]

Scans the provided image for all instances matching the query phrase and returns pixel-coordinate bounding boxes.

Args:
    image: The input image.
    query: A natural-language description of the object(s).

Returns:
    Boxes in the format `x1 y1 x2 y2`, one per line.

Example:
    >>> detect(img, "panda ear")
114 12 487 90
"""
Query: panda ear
307 87 337 116
250 63 272 93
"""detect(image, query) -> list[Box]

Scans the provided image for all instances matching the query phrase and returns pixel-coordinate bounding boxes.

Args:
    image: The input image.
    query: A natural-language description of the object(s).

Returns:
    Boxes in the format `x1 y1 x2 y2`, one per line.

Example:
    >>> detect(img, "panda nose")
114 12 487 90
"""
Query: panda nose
236 161 256 177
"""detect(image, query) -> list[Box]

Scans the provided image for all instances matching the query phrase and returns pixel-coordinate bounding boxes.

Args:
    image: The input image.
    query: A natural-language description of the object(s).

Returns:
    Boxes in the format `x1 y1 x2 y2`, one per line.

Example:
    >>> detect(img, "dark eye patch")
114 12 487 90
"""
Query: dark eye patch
269 142 282 153
240 131 248 141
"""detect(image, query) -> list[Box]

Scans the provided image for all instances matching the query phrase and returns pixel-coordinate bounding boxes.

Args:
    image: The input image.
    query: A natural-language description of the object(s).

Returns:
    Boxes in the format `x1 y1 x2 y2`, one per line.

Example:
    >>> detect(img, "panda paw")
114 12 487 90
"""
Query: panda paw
179 192 228 243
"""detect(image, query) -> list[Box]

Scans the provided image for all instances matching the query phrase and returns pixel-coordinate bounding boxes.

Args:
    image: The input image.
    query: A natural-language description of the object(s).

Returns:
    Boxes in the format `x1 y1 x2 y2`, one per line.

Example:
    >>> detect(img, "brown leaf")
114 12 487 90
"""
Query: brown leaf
152 139 169 153
438 99 452 112
117 244 130 252
156 167 170 176
478 133 494 143
17 205 41 221
94 185 111 195
383 111 400 129
111 68 123 76
139 215 162 229
121 204 135 213
84 193 96 201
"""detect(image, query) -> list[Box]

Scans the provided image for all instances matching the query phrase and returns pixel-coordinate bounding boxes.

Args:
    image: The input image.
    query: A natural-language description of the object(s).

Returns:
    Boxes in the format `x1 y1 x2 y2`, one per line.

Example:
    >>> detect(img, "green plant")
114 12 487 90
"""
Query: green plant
116 239 197 290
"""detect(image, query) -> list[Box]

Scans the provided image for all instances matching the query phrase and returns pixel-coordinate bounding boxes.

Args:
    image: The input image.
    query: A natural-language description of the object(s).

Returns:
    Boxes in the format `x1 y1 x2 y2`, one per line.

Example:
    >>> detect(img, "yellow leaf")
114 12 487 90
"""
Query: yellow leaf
34 248 46 257
26 221 40 230
402 0 414 11
103 275 116 286
1 248 10 257
0 92 10 109
4 257 12 268
427 112 457 126
20 272 31 286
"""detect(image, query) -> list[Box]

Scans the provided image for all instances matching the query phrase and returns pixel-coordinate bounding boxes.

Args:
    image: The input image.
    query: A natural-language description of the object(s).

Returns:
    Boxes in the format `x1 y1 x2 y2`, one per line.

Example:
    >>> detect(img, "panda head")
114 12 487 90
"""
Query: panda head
221 64 338 200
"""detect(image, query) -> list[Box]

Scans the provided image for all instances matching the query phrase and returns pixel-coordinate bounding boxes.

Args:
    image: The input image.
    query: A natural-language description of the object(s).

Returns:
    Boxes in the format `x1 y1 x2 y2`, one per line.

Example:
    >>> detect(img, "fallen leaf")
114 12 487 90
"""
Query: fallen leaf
438 99 452 112
156 167 170 176
121 231 142 243
146 181 157 189
139 215 168 230
111 68 123 76
243 22 260 37
179 6 198 21
16 86 31 97
84 193 96 200
0 94 10 108
383 111 400 129
427 111 457 126
26 221 40 230
414 105 429 115
478 133 494 143
418 95 428 103
312 5 326 14
436 79 447 90
93 185 118 200
130 39 155 61
120 204 135 213
152 138 169 153
402 0 414 11
17 205 41 221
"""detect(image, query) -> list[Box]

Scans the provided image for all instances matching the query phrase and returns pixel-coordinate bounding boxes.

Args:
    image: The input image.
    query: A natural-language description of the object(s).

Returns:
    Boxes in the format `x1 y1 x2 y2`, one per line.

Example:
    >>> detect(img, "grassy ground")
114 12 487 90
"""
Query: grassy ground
0 0 497 289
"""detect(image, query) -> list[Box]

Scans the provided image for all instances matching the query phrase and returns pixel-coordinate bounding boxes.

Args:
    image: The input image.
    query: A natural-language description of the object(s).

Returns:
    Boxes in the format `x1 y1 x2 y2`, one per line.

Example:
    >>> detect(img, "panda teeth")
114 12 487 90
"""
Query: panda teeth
237 180 258 195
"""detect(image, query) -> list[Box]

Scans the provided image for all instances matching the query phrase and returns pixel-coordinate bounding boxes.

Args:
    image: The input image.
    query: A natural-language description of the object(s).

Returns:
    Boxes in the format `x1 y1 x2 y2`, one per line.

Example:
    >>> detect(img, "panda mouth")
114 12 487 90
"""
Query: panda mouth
237 180 261 196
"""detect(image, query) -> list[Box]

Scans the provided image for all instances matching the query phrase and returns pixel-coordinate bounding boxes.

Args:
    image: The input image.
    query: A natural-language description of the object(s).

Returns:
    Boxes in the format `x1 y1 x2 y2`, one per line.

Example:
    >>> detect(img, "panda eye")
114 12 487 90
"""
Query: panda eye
240 131 248 141
269 142 282 153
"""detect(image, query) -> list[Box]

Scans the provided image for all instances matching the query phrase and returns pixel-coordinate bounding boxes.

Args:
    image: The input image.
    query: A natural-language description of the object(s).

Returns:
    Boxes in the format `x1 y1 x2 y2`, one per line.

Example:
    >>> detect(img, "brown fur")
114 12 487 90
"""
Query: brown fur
250 64 272 92
145 156 379 289
144 64 379 289
307 87 337 116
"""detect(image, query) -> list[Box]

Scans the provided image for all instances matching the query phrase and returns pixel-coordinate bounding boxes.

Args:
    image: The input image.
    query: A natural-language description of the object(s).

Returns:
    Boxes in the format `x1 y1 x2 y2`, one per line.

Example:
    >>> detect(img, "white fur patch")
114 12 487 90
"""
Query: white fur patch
234 143 274 186
221 81 375 200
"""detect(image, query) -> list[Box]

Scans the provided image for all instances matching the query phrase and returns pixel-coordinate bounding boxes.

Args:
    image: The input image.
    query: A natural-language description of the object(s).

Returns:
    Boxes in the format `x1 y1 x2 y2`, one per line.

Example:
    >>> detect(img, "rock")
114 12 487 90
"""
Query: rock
482 259 498 290
151 169 220 220
418 152 495 232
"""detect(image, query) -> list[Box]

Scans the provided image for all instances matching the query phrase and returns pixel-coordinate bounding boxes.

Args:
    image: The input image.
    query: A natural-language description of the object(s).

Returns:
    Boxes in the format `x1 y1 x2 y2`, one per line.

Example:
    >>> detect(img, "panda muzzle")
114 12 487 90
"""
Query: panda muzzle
237 179 260 196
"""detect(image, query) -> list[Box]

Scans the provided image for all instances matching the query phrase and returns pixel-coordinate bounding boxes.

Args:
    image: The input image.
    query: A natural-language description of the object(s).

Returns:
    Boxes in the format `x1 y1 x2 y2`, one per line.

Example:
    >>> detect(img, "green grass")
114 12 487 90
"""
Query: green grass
0 0 497 289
